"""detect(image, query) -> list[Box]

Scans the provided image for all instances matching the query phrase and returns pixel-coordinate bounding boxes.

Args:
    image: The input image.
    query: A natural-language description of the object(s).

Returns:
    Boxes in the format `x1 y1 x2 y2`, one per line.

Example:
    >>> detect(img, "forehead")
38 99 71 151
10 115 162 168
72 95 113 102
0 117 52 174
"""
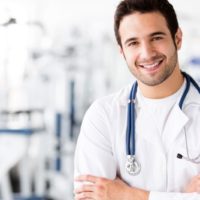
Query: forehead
119 11 170 42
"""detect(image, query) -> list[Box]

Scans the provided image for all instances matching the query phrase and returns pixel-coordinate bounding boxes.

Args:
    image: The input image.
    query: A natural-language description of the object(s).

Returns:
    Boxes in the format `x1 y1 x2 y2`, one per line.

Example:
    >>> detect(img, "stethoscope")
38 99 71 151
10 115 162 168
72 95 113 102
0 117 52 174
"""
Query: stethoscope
125 72 200 176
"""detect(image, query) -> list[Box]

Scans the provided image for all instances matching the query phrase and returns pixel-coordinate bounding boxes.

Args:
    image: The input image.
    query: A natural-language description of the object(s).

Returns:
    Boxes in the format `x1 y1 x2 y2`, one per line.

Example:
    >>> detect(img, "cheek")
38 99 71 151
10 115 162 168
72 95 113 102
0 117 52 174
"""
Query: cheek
124 49 137 64
162 45 176 60
160 42 176 56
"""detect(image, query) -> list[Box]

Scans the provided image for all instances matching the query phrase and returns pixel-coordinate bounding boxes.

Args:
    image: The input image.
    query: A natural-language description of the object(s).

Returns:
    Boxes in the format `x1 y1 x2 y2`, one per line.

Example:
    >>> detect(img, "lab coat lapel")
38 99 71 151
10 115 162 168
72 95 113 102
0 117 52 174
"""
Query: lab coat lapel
162 104 189 150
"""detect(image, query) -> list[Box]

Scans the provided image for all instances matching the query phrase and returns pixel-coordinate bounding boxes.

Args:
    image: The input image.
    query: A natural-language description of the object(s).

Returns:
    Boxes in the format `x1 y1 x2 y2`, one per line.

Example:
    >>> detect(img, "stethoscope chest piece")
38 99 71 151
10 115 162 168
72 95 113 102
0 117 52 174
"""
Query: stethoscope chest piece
126 155 141 175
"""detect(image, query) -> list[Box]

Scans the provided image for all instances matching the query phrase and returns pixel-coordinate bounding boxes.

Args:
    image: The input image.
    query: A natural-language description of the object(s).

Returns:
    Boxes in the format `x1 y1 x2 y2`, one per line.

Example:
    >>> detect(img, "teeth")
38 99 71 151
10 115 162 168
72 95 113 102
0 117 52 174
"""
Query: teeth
142 61 159 69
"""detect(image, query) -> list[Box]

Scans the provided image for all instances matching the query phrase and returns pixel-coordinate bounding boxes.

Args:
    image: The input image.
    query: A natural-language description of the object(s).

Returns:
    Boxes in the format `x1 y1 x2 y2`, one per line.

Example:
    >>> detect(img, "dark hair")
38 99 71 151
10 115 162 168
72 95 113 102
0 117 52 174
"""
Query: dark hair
114 0 179 46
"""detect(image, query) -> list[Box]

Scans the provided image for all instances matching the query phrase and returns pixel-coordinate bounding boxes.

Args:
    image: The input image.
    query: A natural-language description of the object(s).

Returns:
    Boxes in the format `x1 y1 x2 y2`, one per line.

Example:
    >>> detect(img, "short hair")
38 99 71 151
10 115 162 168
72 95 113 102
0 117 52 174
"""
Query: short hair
114 0 179 46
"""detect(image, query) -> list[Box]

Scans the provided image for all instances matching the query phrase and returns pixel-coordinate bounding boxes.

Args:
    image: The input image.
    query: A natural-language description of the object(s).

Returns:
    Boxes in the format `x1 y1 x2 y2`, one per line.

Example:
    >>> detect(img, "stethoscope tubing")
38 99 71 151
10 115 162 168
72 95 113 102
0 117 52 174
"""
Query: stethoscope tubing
126 72 200 158
178 72 190 109
126 82 137 155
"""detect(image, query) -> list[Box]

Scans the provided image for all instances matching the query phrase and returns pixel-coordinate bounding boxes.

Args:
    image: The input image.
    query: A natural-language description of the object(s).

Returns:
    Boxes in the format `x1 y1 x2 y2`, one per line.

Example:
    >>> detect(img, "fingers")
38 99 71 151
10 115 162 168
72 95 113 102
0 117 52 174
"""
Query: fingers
74 178 97 200
75 184 95 193
74 175 110 200
184 174 200 193
195 179 200 193
74 191 94 200
196 175 200 180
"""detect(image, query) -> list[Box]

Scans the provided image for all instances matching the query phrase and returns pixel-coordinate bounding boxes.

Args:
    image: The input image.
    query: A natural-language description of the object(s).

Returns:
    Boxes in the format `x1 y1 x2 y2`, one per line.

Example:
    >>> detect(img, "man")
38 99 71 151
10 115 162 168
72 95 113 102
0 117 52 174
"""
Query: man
74 0 200 199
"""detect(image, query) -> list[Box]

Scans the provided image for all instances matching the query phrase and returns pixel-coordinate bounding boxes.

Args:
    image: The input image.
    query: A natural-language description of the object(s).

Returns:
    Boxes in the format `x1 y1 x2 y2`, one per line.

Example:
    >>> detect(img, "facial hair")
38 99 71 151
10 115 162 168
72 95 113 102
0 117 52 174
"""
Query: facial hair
126 49 178 87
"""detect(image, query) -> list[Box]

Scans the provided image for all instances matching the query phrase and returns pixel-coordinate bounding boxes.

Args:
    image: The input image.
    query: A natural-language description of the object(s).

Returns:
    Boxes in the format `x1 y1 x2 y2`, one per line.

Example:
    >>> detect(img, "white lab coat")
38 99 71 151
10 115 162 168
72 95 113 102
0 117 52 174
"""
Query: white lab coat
74 81 200 200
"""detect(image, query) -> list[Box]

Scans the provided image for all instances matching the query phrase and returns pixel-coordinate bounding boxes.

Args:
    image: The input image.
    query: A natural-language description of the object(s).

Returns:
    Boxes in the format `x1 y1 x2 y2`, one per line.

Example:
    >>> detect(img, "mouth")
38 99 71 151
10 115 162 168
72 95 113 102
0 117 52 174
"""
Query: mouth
138 59 164 73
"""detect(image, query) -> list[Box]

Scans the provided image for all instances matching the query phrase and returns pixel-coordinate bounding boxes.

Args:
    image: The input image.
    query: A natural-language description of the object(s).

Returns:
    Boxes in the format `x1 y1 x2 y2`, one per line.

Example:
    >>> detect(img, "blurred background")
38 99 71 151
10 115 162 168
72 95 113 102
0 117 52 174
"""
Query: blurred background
0 0 200 199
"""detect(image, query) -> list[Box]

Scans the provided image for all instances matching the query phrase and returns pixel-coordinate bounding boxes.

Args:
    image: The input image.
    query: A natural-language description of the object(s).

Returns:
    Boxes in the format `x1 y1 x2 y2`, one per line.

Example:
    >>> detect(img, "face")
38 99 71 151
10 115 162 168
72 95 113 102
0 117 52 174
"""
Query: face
119 11 182 86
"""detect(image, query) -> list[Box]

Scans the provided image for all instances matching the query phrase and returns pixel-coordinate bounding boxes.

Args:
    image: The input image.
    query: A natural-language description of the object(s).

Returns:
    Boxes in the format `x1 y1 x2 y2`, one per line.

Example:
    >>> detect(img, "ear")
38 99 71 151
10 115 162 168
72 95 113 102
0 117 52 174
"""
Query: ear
119 45 123 54
175 28 182 50
119 45 126 60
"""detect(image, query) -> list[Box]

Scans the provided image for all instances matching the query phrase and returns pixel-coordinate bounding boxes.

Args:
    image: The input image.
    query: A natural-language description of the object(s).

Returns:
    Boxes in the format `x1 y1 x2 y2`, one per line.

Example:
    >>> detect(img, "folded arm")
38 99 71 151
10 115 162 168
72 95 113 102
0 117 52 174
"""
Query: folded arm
74 102 200 200
74 175 200 200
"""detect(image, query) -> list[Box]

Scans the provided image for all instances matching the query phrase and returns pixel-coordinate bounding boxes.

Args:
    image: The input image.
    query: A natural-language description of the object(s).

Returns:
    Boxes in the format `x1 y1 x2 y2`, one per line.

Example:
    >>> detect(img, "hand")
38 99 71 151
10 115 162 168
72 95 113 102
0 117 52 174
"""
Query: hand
184 174 200 193
74 175 149 200
74 175 128 200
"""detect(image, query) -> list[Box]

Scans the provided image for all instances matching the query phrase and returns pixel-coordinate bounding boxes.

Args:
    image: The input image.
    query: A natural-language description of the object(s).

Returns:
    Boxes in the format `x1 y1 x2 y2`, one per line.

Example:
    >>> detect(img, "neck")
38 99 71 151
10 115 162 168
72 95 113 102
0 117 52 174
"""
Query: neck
138 67 184 99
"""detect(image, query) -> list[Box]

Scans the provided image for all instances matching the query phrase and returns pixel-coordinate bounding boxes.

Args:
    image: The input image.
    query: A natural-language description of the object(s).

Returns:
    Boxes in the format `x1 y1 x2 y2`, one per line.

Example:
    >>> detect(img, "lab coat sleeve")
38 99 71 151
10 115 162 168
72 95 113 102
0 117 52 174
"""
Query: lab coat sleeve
149 191 200 200
74 100 117 188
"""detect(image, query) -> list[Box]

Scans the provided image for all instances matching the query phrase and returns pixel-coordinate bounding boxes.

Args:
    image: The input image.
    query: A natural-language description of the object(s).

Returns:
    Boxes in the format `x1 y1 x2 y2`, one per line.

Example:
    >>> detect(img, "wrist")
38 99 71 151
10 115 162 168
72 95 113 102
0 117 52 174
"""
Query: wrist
141 190 150 200
127 187 150 200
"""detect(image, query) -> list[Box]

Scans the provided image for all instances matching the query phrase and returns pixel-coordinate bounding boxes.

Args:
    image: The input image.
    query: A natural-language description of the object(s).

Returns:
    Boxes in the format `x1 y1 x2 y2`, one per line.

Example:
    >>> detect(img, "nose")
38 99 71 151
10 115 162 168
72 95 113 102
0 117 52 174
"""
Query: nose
139 42 156 61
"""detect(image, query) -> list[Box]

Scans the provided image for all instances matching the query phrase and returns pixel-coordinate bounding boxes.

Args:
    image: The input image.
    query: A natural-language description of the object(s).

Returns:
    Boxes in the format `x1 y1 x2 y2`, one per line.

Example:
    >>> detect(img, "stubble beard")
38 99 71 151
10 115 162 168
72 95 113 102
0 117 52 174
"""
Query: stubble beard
128 51 178 87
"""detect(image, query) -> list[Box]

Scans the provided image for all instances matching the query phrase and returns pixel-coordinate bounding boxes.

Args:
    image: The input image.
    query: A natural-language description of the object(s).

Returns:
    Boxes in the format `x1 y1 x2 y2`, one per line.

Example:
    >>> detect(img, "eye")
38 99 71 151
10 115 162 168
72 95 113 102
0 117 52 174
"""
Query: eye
152 36 163 41
128 41 139 47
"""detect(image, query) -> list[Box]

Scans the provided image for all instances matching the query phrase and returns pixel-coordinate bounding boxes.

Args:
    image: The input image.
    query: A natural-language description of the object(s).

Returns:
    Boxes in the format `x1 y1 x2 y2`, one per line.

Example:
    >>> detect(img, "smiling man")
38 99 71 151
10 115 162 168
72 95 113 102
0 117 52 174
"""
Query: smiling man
74 0 200 200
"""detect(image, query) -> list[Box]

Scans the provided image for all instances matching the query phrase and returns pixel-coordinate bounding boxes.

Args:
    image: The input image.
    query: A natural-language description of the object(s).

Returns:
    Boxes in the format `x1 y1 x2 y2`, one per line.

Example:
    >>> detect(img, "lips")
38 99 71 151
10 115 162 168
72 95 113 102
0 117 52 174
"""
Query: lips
138 59 164 72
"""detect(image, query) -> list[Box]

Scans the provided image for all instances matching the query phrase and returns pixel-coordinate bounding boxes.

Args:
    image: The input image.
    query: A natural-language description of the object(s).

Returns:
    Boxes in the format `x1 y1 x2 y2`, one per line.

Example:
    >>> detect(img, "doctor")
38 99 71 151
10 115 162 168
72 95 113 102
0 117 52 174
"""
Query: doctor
74 0 200 199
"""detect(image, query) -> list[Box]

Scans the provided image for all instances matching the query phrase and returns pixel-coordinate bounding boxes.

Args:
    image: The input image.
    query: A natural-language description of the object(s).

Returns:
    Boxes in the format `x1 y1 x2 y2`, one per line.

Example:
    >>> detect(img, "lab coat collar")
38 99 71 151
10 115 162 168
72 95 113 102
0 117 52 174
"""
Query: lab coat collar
184 81 200 105
118 79 200 106
162 103 188 150
117 81 200 151
117 83 133 106
163 83 200 151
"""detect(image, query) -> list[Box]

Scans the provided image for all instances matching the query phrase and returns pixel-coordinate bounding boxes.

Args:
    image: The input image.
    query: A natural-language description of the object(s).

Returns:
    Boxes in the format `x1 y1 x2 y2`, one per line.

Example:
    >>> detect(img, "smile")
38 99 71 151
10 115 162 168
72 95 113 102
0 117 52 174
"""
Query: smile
138 59 164 72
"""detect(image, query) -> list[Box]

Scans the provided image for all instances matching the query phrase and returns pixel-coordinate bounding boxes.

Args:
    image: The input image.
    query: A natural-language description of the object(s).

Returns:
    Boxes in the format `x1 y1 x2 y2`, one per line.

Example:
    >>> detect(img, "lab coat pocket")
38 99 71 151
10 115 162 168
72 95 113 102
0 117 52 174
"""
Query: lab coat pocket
167 146 200 192
173 146 200 176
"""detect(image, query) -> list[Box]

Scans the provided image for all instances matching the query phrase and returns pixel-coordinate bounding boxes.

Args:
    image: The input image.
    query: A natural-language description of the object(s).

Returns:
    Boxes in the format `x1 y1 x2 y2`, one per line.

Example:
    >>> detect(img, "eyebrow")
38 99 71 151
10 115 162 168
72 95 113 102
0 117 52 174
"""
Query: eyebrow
150 31 166 37
124 31 167 45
